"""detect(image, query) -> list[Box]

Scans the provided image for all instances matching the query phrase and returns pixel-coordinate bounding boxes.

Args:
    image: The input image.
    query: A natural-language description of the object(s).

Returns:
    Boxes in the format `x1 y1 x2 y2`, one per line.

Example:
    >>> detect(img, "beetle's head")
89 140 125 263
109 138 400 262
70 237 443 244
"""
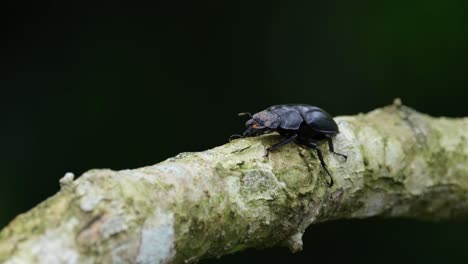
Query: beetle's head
241 110 279 137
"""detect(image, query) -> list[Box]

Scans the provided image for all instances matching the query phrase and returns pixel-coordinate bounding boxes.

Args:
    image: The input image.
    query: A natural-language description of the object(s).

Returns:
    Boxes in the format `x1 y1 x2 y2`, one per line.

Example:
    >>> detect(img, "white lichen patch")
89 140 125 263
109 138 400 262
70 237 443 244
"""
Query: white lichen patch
334 119 366 181
357 126 385 171
241 169 281 201
435 118 468 153
352 191 388 218
60 172 75 188
136 209 175 264
76 180 103 212
224 176 247 212
101 216 129 240
335 119 356 146
111 240 139 264
285 232 303 253
5 219 79 264
384 137 405 172
405 157 433 195
143 164 195 198
80 194 103 212
119 169 160 185
30 232 79 264
152 163 188 180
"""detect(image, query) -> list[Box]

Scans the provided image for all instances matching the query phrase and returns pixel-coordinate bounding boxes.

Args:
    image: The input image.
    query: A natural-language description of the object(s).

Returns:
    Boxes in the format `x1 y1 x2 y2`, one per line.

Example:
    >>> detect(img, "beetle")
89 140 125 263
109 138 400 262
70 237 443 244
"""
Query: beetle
229 104 347 186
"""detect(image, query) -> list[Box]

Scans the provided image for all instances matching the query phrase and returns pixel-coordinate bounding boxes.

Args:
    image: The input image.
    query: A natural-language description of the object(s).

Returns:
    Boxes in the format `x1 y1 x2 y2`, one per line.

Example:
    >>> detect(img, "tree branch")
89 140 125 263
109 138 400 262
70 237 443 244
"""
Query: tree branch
1 102 467 264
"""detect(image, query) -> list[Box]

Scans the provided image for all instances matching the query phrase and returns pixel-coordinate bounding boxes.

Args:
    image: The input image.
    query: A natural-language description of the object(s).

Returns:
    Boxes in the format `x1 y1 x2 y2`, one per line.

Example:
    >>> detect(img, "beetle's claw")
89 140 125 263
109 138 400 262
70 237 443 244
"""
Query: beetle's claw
322 165 334 187
263 148 271 159
327 175 334 187
332 152 347 162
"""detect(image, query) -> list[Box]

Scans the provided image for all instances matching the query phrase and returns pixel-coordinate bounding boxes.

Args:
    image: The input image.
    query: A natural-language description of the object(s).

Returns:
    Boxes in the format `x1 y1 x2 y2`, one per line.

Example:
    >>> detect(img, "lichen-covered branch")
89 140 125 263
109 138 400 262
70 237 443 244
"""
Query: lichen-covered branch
1 103 467 264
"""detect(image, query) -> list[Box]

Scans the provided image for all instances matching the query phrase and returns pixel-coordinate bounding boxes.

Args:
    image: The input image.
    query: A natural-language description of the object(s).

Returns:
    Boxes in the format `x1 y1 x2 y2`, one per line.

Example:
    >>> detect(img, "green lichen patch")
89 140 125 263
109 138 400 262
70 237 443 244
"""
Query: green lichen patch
1 104 467 264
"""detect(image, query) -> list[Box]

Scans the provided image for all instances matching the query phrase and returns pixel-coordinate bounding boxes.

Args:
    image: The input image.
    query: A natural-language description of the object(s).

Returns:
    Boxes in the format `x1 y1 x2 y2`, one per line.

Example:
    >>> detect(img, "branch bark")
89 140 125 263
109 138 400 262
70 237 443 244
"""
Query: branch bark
1 102 467 264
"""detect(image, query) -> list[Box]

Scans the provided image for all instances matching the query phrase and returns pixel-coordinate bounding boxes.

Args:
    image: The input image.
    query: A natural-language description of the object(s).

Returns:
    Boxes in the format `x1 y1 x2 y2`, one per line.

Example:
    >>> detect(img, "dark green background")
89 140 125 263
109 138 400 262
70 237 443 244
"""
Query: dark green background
1 1 467 263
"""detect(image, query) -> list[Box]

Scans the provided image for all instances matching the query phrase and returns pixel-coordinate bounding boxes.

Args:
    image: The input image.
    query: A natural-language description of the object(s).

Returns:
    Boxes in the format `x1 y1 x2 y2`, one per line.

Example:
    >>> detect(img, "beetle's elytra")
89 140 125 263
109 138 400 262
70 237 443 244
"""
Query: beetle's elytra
230 104 347 186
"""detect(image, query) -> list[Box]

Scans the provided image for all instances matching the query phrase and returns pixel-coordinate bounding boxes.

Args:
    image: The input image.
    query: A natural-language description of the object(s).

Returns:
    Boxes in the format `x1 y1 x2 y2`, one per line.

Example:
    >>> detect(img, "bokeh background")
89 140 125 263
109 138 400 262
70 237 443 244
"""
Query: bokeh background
2 1 467 263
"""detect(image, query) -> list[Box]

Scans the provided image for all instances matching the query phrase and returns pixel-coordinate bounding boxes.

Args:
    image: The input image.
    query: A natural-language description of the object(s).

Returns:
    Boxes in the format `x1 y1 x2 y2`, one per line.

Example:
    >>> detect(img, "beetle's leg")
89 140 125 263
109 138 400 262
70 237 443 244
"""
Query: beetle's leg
302 141 334 187
264 134 298 157
325 135 347 161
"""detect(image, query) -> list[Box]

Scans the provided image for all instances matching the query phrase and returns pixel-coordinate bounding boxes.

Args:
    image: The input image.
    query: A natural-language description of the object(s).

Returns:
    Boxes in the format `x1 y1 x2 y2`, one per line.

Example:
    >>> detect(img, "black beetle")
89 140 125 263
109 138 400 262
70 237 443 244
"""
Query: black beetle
230 104 347 186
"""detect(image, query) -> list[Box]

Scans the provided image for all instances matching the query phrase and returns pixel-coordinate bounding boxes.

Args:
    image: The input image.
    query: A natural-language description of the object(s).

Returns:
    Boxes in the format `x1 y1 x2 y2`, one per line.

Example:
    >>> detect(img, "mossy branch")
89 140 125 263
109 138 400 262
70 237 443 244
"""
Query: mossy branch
1 102 467 264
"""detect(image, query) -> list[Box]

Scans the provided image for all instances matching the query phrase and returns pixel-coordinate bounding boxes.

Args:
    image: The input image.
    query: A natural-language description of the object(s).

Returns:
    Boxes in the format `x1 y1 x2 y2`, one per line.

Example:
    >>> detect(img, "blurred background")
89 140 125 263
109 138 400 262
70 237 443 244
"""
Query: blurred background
1 1 467 263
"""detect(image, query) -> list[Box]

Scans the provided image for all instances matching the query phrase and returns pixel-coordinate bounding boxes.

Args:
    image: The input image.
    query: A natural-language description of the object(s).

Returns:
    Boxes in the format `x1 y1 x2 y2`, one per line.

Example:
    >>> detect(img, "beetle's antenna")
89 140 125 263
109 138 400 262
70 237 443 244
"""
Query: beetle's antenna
229 134 244 141
238 112 252 118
